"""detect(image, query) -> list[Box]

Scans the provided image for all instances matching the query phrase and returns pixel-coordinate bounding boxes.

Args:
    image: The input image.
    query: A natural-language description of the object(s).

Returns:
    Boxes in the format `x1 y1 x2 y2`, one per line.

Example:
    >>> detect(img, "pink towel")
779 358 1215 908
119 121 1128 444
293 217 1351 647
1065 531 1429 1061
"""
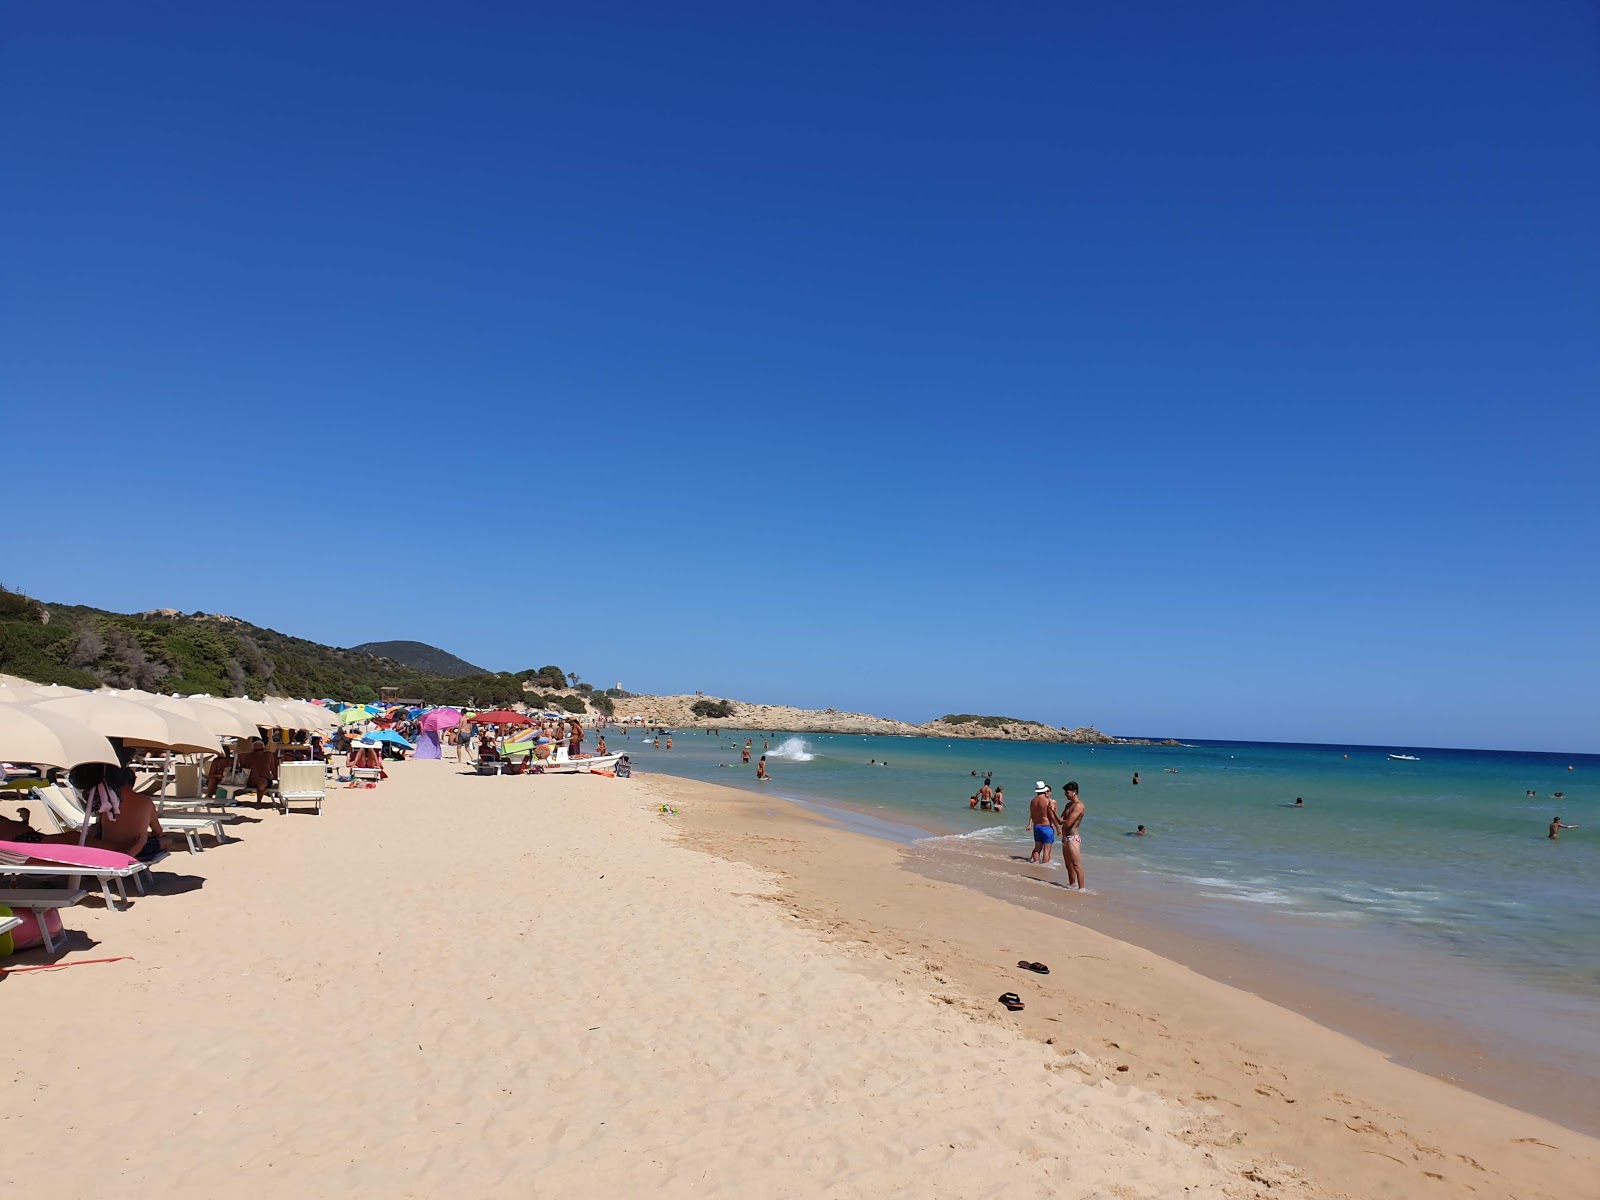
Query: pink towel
0 839 138 870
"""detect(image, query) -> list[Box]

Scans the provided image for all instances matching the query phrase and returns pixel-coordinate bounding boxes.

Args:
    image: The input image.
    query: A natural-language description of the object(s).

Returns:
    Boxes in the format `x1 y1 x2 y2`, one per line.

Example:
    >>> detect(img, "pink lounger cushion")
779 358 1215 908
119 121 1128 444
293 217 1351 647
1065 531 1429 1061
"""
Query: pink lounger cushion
0 840 140 870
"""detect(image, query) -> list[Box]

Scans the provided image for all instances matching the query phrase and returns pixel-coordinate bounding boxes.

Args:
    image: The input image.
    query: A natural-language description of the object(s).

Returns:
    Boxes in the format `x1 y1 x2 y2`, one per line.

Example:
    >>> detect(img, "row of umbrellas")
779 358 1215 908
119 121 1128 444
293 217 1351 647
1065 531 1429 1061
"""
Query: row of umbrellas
0 679 340 769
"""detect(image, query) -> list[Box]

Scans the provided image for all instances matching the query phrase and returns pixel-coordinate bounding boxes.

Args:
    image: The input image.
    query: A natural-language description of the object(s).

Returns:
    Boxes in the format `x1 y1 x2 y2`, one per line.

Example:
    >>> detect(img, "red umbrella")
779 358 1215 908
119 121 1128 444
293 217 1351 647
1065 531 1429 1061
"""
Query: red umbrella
472 710 530 726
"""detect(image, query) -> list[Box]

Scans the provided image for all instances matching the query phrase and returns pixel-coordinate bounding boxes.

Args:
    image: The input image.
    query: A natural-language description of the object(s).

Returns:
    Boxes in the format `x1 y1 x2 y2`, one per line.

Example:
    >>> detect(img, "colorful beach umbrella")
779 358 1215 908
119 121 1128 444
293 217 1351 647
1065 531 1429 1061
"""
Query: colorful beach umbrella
470 710 530 726
360 730 414 750
419 708 462 733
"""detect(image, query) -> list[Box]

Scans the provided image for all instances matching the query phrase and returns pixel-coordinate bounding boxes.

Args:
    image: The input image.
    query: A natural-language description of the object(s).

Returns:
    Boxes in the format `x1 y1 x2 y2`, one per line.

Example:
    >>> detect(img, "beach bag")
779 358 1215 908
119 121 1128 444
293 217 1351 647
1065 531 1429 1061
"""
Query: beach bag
613 757 632 778
0 904 62 956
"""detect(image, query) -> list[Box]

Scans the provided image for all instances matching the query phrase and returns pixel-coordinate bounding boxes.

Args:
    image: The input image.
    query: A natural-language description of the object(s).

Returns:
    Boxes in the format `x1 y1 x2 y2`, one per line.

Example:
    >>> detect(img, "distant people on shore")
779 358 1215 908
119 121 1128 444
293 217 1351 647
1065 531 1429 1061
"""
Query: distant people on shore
1549 817 1577 840
1059 781 1085 891
1029 782 1057 864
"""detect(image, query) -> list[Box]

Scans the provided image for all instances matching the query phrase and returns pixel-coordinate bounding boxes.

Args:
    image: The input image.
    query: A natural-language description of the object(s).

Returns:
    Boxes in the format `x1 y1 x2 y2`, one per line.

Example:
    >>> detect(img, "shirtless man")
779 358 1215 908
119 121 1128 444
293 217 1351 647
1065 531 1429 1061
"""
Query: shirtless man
1059 781 1086 890
741 746 751 764
0 764 161 857
1028 782 1058 864
1549 817 1578 840
244 739 278 806
567 717 584 758
978 780 993 807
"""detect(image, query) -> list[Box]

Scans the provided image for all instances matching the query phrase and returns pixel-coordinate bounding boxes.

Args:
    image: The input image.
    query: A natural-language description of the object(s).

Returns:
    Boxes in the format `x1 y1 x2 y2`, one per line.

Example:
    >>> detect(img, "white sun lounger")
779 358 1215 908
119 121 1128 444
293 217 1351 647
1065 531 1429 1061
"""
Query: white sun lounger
0 857 152 912
0 888 88 954
33 784 223 855
276 760 327 815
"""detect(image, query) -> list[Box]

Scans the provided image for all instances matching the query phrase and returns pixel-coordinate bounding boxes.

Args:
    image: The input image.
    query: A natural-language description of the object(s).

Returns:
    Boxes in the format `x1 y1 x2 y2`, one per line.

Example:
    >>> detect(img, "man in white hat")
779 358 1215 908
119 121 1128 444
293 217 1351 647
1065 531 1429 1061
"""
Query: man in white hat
1028 781 1058 864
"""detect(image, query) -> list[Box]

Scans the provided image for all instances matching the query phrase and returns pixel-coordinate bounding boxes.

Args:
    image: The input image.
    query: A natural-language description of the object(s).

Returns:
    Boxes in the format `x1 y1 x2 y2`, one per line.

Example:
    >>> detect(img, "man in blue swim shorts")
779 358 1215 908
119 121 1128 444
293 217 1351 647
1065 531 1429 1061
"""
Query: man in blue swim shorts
1029 781 1059 865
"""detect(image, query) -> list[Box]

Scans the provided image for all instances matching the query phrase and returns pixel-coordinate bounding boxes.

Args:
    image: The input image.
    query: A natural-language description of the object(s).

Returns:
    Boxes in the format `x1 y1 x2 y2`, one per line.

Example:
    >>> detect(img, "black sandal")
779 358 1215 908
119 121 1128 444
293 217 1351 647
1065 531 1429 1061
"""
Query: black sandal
998 992 1025 1011
1017 960 1050 974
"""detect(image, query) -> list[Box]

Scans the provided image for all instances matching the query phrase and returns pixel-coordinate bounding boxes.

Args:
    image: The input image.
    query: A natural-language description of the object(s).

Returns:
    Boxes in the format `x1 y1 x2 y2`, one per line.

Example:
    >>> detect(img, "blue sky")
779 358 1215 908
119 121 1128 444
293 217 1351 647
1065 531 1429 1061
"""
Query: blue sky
3 2 1596 751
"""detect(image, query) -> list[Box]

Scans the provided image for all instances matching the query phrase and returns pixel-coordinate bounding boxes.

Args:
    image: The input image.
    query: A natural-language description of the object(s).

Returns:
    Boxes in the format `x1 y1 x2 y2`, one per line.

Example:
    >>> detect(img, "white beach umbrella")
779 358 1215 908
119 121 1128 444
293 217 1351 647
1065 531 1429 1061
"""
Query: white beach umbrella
30 693 220 754
0 704 120 768
153 695 259 741
188 695 277 731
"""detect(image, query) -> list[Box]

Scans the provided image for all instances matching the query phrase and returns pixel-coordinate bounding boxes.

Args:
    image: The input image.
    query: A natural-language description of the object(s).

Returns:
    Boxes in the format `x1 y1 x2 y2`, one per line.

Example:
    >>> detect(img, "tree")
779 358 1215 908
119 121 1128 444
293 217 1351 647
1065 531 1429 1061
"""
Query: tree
691 699 734 719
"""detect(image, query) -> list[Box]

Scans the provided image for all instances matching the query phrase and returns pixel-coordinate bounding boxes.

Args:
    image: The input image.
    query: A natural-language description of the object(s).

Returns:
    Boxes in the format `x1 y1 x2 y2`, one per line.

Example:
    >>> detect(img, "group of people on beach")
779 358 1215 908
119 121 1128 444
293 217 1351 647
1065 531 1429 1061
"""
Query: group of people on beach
1028 780 1086 891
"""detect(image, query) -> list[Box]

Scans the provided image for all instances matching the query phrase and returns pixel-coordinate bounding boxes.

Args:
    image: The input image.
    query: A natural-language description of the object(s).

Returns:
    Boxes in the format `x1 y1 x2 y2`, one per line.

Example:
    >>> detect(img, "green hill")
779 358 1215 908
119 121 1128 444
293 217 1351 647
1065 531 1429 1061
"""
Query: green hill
0 585 557 708
348 640 486 676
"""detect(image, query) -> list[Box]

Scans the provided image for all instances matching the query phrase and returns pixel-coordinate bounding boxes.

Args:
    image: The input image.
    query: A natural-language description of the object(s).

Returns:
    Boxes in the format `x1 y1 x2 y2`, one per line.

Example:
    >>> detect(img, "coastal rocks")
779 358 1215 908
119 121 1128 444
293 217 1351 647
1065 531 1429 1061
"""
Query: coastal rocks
609 695 1145 744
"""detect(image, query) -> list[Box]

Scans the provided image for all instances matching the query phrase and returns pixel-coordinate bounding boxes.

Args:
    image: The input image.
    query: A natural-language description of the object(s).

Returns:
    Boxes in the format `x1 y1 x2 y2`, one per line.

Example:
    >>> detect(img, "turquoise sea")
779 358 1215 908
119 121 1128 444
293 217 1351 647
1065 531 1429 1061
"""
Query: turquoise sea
623 728 1600 1121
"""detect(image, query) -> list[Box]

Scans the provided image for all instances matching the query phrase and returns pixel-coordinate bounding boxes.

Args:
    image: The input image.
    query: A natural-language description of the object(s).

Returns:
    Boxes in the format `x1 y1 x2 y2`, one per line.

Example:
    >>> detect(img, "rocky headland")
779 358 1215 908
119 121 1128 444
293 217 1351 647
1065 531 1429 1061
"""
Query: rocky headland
607 694 1172 745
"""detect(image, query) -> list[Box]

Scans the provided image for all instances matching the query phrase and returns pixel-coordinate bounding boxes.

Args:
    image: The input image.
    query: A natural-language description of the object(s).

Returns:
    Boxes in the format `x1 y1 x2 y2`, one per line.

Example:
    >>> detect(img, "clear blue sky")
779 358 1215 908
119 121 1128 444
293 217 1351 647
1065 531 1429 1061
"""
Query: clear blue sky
3 2 1596 751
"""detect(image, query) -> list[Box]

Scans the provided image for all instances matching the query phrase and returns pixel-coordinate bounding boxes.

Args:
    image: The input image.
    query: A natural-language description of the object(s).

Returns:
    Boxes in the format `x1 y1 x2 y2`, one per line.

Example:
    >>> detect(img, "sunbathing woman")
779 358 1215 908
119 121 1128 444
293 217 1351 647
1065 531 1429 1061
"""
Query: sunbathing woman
0 764 162 858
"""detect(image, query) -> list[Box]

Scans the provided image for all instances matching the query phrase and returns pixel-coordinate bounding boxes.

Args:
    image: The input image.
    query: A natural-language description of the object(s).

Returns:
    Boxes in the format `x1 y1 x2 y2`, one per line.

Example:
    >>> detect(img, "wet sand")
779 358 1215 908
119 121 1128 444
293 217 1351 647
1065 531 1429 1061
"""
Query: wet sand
655 772 1599 1199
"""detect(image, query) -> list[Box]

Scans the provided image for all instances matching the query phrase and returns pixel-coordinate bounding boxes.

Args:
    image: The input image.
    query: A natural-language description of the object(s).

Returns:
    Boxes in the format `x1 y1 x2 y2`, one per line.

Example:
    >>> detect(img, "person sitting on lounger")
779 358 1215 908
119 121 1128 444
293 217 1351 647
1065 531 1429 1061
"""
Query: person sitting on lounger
0 763 162 858
347 746 387 779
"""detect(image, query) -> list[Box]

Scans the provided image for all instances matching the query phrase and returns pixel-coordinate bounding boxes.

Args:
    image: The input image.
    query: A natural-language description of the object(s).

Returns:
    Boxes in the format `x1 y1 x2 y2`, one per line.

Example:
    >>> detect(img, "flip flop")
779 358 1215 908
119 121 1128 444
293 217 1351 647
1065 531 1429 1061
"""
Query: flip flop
1017 960 1050 974
998 992 1025 1011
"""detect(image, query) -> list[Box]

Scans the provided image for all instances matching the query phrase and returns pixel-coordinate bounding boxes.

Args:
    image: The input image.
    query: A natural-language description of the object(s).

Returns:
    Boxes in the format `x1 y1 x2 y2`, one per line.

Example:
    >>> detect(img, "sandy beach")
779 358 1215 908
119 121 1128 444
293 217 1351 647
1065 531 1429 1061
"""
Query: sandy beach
3 760 1594 1198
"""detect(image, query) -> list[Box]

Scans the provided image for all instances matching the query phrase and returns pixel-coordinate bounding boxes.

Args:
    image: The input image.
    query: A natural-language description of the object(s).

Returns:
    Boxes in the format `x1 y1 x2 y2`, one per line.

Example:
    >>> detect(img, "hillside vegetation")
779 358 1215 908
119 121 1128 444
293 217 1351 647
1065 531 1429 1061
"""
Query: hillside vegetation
349 640 487 676
0 586 601 711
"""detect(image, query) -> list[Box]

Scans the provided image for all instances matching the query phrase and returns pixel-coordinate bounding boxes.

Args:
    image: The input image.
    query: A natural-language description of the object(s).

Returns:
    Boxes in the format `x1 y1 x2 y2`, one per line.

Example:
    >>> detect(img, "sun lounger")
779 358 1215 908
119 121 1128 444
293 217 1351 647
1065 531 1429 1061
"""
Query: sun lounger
33 784 224 855
0 840 153 912
276 760 327 815
0 887 88 953
0 914 20 940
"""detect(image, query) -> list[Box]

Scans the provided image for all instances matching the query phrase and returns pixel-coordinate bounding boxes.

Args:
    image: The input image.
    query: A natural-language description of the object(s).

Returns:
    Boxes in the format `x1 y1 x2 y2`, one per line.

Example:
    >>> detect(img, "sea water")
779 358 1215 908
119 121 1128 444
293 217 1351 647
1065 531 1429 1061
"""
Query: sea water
623 728 1600 1112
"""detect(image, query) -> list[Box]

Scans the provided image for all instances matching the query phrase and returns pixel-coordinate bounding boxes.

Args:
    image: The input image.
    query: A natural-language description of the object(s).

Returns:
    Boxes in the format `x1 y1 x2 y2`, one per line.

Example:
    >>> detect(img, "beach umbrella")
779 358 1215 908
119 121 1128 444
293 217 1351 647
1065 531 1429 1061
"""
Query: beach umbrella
340 707 372 725
471 710 530 726
30 693 219 754
419 708 462 733
188 695 279 730
153 695 258 741
360 729 414 750
0 704 120 768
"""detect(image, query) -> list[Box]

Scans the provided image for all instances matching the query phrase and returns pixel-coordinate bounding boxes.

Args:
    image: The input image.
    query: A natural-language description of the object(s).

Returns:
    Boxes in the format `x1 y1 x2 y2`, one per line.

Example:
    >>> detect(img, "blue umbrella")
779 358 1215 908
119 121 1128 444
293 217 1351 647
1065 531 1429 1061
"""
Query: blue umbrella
361 730 415 750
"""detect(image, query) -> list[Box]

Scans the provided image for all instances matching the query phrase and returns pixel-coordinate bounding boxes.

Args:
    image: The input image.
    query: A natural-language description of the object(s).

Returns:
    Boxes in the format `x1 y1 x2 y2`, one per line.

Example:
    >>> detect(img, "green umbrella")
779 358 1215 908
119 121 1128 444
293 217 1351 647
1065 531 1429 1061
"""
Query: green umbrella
340 708 372 725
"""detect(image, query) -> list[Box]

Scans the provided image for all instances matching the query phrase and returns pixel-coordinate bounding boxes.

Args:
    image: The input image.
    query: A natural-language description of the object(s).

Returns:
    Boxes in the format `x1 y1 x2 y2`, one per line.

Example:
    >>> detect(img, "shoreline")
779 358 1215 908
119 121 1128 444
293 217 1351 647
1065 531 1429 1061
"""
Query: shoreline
707 777 1600 1136
645 768 1599 1197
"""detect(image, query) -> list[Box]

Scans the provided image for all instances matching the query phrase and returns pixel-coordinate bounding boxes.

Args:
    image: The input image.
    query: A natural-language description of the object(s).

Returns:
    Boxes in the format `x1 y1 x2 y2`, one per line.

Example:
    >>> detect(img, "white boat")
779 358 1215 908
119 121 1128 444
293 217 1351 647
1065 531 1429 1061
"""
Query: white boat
540 752 626 775
1389 753 1420 762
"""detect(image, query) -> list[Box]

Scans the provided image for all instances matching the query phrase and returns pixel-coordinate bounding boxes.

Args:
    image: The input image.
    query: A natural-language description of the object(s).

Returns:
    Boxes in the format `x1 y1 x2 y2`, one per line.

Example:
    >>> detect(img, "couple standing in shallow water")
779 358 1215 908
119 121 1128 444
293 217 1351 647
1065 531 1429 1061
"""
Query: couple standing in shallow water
1028 780 1086 891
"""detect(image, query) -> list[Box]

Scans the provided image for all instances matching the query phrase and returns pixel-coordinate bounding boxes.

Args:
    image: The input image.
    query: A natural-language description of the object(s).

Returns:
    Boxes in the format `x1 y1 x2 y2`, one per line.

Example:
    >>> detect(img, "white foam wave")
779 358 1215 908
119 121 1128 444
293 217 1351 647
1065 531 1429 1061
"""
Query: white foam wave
765 737 816 762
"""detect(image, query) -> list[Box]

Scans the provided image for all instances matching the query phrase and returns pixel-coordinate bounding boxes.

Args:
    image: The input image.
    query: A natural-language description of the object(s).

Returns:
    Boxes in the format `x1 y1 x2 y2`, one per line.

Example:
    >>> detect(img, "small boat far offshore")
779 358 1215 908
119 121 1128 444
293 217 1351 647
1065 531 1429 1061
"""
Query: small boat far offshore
1389 753 1421 762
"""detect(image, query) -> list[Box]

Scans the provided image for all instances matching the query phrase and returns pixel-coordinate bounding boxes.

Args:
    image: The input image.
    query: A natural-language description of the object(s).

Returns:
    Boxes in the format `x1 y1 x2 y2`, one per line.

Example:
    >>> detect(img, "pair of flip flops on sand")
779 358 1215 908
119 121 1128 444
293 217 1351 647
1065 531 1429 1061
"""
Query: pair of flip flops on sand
999 961 1050 1011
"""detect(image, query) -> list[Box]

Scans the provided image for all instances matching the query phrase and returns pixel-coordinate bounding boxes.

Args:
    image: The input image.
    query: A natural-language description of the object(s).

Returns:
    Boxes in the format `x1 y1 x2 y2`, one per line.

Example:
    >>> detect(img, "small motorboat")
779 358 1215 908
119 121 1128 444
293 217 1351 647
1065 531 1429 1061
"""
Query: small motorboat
1388 753 1421 762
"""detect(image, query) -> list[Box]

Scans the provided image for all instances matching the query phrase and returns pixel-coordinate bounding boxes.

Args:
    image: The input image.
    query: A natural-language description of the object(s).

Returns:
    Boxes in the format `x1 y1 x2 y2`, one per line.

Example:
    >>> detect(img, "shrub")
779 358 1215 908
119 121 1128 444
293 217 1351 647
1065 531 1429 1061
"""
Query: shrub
691 698 734 719
557 694 587 714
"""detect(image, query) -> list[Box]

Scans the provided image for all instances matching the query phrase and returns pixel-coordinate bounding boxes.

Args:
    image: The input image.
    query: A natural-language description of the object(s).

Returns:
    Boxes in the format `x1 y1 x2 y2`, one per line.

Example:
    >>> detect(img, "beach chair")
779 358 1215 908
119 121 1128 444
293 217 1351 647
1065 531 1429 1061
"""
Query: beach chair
33 783 222 856
0 840 154 912
276 760 327 815
0 887 87 953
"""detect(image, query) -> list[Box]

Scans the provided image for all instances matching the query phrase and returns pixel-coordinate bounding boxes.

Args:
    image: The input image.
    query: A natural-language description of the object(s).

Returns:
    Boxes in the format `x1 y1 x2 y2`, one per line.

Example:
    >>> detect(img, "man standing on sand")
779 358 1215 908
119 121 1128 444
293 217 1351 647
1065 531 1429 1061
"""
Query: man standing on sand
1059 781 1086 891
567 717 584 758
1028 782 1058 864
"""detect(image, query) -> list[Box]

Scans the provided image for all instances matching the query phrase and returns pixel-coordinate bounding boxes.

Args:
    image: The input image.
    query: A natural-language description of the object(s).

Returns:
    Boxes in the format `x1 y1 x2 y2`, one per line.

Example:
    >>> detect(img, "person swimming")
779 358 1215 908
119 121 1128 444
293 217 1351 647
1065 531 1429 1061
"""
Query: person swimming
1294 797 1304 807
1132 824 1146 835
